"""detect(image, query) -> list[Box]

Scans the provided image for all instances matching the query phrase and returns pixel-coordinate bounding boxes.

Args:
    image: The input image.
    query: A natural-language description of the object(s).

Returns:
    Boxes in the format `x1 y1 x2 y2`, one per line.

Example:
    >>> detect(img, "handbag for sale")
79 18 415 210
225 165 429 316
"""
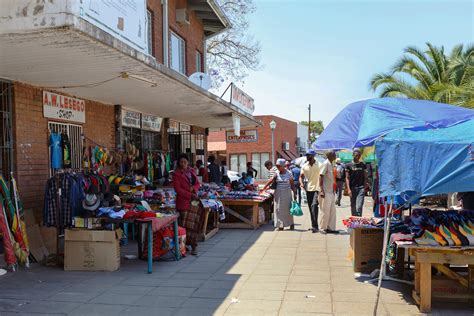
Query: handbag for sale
290 201 303 216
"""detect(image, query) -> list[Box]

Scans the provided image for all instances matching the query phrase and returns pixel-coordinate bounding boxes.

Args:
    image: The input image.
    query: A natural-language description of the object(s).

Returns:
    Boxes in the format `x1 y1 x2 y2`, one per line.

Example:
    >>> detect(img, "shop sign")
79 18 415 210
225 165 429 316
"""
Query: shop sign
180 124 191 132
79 0 148 53
226 129 258 143
142 114 163 132
230 83 255 115
122 109 141 128
168 120 179 133
43 91 86 123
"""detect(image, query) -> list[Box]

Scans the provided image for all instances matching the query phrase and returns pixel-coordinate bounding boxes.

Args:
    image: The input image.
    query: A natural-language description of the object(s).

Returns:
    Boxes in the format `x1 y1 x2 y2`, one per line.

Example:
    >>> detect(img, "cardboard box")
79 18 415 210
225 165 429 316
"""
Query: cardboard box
350 228 384 273
432 275 471 301
64 229 120 271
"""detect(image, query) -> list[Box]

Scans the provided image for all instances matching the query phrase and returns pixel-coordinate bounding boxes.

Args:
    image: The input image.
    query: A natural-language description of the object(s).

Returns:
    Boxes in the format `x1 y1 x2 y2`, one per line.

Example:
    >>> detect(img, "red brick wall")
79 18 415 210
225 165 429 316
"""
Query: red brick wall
148 0 205 75
225 115 298 165
12 82 115 219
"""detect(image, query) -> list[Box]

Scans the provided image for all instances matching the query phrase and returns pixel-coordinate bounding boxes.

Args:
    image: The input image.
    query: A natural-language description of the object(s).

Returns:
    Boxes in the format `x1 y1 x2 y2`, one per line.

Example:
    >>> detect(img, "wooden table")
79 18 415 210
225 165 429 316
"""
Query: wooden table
400 244 474 312
218 198 271 230
199 205 219 241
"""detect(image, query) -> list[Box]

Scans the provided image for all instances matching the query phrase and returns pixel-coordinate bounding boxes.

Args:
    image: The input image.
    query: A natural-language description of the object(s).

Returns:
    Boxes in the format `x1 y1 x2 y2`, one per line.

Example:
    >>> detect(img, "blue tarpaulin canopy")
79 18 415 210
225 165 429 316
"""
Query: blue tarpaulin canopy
313 98 474 150
375 119 474 197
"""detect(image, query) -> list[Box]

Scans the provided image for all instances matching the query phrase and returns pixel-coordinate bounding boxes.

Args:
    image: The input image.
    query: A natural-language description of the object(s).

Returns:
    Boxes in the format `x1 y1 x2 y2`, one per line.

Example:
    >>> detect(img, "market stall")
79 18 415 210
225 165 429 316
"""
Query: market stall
314 98 474 312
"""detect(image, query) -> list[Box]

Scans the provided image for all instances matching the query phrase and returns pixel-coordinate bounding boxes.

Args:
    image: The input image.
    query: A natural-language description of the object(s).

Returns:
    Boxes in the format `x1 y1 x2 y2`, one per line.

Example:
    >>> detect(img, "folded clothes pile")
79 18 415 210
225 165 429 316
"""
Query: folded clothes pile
223 190 272 201
409 209 474 246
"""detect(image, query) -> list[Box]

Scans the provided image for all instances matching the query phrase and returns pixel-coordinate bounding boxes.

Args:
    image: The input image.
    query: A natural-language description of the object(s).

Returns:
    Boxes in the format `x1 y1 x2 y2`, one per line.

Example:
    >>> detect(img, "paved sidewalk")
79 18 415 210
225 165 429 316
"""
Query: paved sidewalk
0 196 472 315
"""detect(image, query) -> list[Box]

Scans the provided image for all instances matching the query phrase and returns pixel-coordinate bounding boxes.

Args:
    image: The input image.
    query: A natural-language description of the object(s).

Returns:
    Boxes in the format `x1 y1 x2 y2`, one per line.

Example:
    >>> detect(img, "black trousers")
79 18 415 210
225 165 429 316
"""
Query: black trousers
306 190 319 229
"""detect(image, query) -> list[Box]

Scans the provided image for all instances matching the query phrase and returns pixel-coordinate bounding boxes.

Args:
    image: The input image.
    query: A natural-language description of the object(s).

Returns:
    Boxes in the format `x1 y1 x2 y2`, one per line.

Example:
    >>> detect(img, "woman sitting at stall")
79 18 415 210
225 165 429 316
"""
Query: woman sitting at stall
262 158 296 231
173 154 202 256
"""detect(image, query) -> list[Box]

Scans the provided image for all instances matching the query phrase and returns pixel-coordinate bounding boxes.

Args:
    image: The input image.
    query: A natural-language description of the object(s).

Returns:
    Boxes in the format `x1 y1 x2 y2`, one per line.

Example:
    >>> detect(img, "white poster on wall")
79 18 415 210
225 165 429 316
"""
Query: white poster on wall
43 91 86 123
79 0 148 53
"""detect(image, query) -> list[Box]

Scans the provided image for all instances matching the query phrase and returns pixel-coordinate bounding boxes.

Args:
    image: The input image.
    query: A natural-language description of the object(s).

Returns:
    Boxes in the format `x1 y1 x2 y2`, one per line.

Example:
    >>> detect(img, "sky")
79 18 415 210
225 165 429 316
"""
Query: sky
221 0 474 127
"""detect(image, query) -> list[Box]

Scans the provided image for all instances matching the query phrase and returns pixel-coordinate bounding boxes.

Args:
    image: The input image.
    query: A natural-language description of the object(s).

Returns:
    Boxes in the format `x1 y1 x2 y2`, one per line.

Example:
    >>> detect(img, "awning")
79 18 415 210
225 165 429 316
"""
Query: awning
208 141 227 152
0 21 260 130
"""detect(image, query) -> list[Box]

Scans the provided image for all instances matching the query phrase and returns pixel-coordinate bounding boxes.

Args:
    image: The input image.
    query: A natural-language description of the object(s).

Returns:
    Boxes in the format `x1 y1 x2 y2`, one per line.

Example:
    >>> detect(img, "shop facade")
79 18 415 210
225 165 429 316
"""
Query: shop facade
208 115 299 181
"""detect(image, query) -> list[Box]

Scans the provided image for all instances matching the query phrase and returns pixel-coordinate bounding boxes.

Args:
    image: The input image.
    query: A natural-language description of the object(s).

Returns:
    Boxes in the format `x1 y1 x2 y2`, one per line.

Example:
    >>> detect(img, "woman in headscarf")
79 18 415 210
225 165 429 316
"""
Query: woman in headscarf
262 158 296 231
173 154 202 255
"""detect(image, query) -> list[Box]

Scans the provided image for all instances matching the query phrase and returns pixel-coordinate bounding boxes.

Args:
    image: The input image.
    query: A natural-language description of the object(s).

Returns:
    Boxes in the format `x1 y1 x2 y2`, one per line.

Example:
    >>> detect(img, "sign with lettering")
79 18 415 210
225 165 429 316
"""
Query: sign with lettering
230 83 255 115
121 109 141 128
226 129 258 143
43 91 86 123
142 114 163 132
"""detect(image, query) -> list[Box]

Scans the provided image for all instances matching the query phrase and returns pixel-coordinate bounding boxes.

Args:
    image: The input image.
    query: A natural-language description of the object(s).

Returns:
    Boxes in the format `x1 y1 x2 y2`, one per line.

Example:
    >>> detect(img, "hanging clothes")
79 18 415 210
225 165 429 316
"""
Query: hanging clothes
50 133 62 169
62 133 72 168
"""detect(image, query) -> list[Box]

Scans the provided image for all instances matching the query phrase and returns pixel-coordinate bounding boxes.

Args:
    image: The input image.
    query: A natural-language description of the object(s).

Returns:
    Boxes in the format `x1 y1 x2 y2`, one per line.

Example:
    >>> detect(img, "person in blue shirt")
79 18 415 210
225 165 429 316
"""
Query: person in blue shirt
291 164 302 204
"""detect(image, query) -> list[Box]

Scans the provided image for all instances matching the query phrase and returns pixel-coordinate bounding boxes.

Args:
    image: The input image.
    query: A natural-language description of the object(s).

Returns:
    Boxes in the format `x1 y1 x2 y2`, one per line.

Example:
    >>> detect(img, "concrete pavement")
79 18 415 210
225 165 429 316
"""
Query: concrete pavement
0 196 472 315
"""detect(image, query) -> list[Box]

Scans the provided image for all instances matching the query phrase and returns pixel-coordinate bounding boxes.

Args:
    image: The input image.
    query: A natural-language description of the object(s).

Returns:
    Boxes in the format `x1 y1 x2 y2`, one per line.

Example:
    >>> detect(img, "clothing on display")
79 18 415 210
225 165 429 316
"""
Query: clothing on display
61 133 72 168
50 133 62 169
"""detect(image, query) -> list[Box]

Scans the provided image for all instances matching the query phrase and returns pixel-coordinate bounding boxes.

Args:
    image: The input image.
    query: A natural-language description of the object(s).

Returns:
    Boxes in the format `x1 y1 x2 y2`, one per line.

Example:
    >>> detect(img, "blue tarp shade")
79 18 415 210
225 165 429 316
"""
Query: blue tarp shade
375 120 474 197
314 98 474 150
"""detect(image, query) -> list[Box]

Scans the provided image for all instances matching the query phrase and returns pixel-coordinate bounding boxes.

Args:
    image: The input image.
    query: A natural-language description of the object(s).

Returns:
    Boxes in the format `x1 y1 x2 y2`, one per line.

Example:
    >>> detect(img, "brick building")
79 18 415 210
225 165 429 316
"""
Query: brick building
0 0 259 221
208 115 299 180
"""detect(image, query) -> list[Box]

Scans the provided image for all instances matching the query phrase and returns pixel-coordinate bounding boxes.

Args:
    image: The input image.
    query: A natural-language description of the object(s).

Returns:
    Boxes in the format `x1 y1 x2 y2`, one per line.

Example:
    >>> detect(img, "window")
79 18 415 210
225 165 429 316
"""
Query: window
142 130 161 151
252 153 270 180
170 32 186 74
195 51 202 73
230 154 247 175
147 10 154 56
48 122 83 176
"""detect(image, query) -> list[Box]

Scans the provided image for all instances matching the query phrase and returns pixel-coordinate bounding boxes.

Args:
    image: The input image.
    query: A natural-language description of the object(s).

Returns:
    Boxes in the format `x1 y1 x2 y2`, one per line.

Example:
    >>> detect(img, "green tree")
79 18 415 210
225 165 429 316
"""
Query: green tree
300 120 324 142
370 43 474 108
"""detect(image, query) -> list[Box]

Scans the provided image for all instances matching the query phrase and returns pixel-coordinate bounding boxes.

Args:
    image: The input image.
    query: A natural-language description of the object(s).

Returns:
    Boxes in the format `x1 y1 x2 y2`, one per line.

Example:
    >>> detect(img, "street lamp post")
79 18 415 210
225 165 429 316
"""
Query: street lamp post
270 120 277 163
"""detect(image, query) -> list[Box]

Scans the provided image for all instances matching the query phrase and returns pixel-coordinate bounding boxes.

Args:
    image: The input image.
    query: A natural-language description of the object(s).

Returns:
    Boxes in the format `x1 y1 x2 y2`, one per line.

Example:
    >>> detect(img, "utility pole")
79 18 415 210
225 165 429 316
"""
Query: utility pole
308 104 311 148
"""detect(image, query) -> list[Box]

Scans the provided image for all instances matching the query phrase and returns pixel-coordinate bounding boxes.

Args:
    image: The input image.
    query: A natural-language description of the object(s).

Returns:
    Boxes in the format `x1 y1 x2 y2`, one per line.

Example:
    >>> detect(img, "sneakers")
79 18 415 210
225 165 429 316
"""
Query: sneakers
320 229 327 234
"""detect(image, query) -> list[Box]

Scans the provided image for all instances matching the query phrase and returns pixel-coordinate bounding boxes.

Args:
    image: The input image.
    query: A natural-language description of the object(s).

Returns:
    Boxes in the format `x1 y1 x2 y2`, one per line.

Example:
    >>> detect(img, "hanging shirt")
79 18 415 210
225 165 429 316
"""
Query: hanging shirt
61 133 72 168
50 133 62 169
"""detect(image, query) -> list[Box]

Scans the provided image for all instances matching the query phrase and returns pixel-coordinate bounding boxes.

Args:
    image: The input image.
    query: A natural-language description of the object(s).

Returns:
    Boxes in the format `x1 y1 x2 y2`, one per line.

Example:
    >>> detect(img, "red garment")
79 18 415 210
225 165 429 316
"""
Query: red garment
173 167 201 211
138 211 157 219
198 167 209 183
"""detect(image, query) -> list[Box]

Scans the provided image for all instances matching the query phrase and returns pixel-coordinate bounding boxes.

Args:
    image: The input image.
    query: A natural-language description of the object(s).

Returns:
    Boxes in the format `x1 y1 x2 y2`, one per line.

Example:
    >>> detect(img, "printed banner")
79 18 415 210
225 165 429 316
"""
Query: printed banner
43 91 86 123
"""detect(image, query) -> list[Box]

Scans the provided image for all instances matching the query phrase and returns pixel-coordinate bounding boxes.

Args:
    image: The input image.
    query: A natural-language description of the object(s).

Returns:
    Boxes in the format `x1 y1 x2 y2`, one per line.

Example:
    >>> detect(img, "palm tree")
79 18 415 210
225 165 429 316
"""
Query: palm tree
370 43 474 108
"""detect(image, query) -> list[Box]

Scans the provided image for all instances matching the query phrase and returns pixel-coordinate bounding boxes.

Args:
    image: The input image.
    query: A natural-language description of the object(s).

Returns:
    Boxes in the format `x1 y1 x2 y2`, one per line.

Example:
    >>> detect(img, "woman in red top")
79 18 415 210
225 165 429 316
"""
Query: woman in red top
173 154 201 255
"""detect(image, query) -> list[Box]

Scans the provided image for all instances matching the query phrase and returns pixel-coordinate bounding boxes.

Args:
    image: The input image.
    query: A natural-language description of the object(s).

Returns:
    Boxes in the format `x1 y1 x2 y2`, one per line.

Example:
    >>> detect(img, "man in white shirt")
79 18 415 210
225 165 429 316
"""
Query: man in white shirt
319 151 338 234
299 150 320 233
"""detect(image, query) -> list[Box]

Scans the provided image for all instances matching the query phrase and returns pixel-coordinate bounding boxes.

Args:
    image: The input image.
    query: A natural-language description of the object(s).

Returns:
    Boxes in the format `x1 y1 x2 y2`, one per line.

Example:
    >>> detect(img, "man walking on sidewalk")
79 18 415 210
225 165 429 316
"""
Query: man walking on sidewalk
300 150 320 233
319 152 338 234
345 149 367 217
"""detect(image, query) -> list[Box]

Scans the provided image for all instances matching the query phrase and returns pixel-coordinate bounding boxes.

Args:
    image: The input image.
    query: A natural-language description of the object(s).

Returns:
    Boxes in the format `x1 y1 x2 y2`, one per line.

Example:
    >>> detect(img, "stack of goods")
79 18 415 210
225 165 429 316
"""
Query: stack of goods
409 209 474 246
197 183 229 199
223 190 272 201
342 216 384 229
124 189 176 210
